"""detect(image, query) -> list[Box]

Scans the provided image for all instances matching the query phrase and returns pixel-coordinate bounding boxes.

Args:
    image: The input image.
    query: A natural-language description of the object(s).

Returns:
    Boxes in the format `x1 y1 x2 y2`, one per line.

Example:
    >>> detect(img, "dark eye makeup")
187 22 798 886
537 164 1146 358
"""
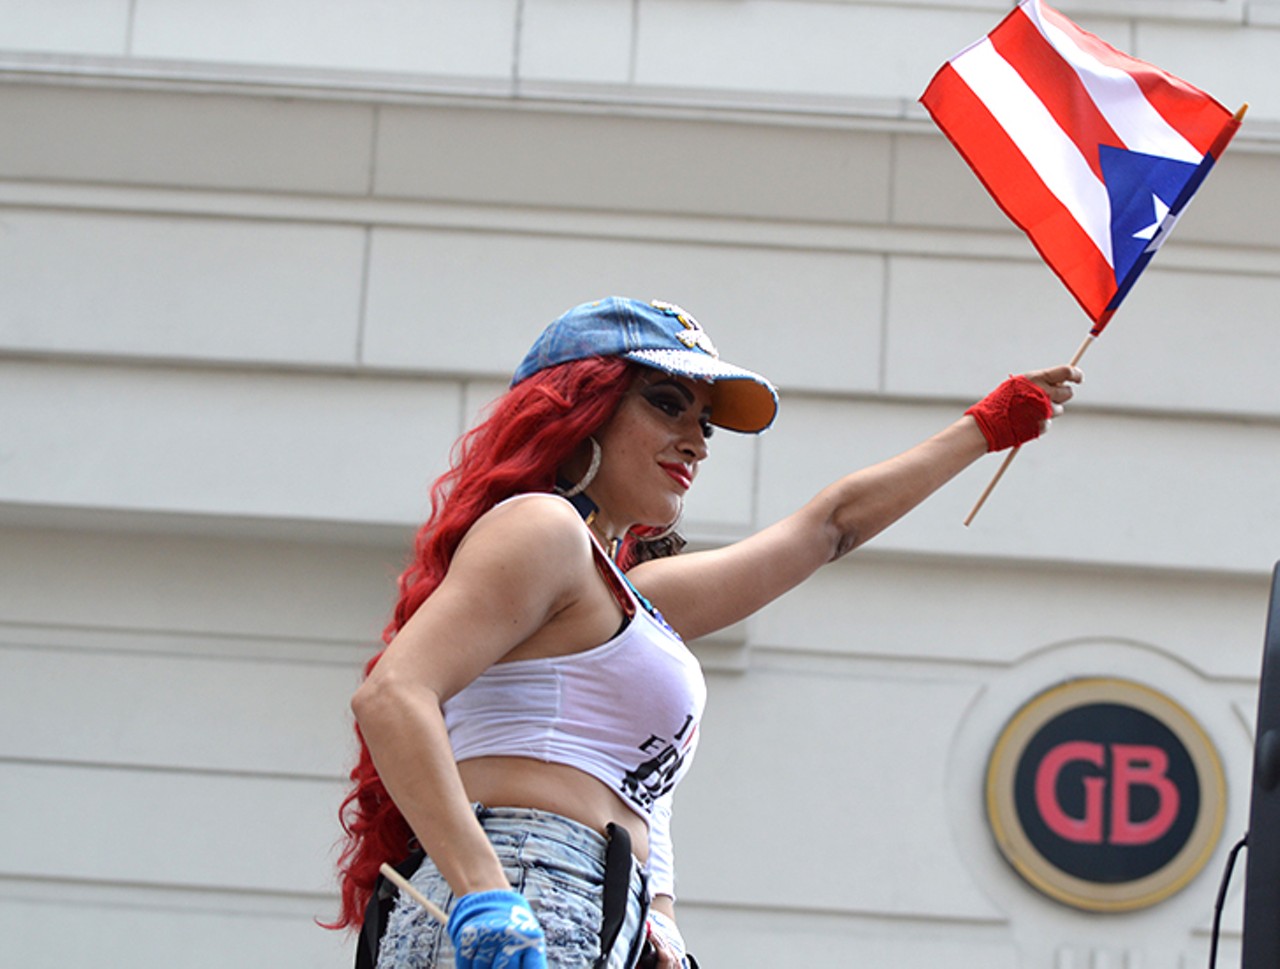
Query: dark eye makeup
641 382 714 439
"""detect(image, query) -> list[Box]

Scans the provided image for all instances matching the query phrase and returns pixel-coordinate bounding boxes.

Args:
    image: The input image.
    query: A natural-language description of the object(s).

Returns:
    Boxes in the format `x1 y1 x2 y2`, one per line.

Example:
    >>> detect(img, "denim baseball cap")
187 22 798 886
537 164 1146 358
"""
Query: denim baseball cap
511 297 778 433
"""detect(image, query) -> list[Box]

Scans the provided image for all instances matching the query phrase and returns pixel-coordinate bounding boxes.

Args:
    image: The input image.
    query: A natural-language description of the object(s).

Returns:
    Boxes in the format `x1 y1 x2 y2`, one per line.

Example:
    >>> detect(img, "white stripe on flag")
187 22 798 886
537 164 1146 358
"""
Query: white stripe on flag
1023 0 1202 164
951 38 1114 267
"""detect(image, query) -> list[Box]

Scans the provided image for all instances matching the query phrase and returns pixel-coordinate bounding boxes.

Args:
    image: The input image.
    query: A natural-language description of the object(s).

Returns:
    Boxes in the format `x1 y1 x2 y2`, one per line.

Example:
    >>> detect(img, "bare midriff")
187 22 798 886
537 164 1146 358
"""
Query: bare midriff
458 756 650 864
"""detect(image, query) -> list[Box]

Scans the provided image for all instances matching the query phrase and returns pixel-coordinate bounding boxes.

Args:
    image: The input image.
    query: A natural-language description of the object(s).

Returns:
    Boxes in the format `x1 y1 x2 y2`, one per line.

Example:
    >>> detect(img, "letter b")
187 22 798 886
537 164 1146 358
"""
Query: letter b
1109 743 1179 845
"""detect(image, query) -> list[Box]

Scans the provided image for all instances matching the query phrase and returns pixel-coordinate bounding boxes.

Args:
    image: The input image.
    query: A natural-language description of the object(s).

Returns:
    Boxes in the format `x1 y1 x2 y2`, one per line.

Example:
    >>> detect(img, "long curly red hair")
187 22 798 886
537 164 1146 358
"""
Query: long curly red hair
327 355 640 931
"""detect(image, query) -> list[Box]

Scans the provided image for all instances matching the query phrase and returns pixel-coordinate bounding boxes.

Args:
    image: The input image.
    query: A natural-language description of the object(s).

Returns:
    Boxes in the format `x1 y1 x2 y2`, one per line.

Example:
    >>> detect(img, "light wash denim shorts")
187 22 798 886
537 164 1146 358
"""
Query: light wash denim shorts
376 805 649 969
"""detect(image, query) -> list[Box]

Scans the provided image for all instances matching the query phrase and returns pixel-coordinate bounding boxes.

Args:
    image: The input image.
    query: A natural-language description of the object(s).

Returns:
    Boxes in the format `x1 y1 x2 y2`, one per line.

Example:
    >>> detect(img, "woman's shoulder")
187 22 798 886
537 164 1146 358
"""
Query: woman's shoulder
490 491 579 516
459 492 591 563
488 491 584 527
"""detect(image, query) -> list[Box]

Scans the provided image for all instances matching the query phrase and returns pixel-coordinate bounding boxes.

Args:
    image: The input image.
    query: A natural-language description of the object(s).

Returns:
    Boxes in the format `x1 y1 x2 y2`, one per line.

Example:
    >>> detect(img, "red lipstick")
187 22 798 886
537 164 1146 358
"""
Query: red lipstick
660 463 693 490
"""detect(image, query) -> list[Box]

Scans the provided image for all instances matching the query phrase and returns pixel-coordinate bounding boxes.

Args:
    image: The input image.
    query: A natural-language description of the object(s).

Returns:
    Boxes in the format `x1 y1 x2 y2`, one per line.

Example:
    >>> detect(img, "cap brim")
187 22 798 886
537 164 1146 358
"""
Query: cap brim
624 348 778 433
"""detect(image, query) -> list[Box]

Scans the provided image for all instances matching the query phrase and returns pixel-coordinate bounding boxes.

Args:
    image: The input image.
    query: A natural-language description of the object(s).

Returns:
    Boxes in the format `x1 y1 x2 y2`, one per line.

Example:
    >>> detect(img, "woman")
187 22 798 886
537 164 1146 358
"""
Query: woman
331 296 1082 968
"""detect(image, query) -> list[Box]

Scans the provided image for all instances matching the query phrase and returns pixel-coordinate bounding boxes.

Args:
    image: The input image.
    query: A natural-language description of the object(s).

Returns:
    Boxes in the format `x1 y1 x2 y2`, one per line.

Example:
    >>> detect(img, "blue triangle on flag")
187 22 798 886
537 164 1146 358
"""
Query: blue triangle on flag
1100 145 1200 293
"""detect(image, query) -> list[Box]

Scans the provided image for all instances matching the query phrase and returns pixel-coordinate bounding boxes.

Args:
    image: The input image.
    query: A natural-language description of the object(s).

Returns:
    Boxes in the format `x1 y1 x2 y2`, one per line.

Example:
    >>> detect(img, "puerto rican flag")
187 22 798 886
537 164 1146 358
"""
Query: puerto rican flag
920 0 1241 333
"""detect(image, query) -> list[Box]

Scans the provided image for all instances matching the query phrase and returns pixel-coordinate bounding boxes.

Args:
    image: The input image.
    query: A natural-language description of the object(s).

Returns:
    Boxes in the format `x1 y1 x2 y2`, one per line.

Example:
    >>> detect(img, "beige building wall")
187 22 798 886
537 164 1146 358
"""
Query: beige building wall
1 1 1277 965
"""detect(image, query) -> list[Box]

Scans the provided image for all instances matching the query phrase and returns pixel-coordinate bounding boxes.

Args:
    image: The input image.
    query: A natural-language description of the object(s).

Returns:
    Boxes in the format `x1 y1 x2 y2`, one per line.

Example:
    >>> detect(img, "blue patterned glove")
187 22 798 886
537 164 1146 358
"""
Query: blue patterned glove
448 890 547 969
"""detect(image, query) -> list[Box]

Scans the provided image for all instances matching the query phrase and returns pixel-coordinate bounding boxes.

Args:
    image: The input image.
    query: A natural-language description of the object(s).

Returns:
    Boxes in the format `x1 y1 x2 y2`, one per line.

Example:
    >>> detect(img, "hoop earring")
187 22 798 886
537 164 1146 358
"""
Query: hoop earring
555 437 601 498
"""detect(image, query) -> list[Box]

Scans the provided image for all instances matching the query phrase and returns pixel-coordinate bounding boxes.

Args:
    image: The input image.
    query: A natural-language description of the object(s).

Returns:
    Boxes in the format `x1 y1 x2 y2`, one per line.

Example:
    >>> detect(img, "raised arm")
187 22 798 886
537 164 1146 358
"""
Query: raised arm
630 365 1082 641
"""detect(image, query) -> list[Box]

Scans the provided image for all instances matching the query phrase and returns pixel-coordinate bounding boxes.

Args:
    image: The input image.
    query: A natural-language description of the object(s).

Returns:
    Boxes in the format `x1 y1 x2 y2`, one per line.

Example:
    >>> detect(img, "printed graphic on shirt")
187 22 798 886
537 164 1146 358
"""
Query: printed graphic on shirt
622 714 698 810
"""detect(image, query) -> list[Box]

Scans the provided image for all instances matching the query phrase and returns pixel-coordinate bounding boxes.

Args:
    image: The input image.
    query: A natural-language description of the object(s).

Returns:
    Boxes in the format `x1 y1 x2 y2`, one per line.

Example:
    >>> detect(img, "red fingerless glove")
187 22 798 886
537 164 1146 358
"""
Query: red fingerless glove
965 375 1053 452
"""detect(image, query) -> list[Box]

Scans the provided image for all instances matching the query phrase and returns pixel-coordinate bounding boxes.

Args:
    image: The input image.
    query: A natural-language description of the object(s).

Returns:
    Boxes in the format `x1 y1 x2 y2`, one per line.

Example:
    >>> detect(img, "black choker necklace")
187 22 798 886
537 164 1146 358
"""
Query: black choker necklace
555 477 598 523
554 479 622 557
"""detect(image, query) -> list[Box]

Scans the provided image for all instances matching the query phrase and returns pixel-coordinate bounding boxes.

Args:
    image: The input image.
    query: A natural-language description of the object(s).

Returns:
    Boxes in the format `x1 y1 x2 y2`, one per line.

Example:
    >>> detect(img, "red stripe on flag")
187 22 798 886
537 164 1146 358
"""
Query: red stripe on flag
922 63 1116 322
1207 115 1242 160
989 6 1124 181
1039 2 1233 155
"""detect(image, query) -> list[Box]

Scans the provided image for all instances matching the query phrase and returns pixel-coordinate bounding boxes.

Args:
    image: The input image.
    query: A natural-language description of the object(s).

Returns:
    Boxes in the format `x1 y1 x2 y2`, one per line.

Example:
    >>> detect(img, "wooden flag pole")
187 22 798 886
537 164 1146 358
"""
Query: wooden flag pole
963 332 1095 526
379 862 450 925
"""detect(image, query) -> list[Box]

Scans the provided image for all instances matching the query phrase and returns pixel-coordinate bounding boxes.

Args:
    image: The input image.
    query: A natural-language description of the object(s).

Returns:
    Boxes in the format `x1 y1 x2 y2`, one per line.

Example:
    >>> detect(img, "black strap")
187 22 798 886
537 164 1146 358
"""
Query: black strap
594 822 635 969
639 944 700 968
356 849 425 969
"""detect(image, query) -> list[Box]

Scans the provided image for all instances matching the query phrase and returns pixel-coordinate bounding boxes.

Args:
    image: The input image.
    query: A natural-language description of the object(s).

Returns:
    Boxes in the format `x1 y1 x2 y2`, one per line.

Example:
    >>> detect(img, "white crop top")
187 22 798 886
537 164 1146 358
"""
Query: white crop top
442 494 707 897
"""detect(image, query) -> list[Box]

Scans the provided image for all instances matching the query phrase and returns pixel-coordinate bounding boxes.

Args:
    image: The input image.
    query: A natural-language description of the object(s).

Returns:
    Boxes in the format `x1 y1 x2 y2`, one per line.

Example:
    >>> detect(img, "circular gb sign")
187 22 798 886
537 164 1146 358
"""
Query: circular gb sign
986 678 1225 912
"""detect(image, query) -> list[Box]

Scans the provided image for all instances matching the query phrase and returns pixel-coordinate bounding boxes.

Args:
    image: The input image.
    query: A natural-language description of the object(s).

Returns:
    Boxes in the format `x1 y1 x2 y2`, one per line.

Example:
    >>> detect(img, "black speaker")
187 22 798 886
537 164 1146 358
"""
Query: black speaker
1241 561 1280 969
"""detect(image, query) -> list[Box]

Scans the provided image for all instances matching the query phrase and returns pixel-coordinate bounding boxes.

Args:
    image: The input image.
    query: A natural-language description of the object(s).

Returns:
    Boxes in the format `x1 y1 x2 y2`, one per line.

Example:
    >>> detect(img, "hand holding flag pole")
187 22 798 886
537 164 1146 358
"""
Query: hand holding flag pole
920 0 1245 523
963 332 1094 526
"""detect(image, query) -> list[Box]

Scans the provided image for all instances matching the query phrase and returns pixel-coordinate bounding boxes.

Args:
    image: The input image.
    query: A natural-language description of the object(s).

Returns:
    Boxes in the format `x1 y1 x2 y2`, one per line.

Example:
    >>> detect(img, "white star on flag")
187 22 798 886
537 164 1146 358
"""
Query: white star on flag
1133 194 1182 253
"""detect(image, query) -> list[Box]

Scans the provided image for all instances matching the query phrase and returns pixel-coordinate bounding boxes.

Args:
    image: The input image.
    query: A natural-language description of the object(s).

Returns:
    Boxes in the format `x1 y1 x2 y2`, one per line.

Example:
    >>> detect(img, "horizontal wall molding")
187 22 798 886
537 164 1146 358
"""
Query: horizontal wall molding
1 52 1277 141
0 620 370 666
2 179 1276 279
